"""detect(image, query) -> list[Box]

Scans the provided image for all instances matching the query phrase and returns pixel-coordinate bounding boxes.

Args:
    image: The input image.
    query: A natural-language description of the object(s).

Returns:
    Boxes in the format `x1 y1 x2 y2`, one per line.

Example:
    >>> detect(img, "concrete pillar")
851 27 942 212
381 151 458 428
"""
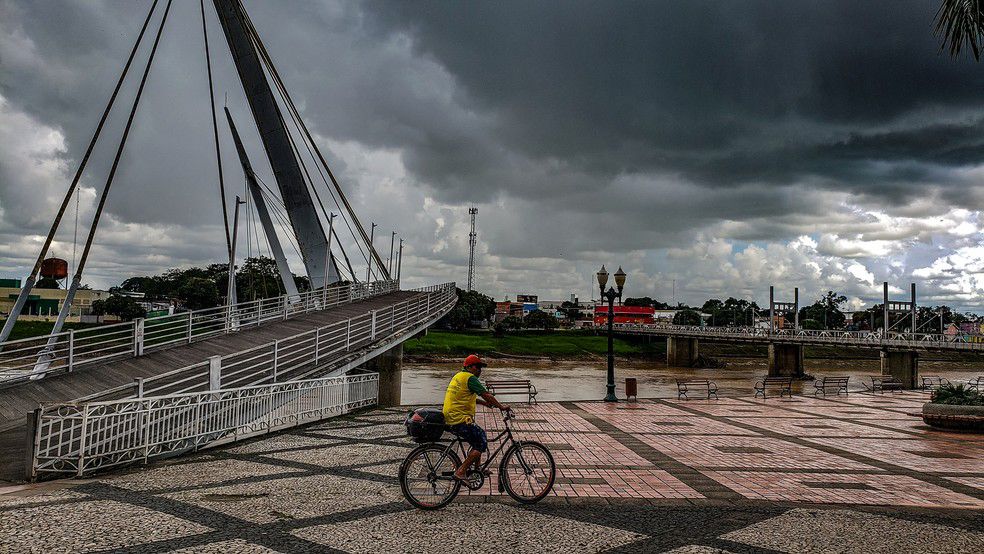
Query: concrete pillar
667 337 699 367
364 343 403 407
881 350 918 389
768 343 804 377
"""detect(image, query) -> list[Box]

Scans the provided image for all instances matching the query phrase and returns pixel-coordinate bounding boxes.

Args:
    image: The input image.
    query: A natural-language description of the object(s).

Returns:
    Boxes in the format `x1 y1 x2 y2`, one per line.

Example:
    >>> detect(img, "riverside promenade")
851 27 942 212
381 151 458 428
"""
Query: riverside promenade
1 392 982 552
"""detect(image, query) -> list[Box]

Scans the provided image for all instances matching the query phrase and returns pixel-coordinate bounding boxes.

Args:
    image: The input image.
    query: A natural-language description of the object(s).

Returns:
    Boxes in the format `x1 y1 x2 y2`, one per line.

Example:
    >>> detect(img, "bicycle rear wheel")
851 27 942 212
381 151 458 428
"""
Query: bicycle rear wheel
500 440 555 504
399 443 462 510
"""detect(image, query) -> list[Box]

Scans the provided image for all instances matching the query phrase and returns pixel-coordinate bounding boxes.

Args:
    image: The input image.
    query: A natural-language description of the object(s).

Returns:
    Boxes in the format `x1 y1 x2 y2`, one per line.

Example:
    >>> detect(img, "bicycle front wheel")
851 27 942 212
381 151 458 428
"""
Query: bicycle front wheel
399 443 462 510
500 440 556 504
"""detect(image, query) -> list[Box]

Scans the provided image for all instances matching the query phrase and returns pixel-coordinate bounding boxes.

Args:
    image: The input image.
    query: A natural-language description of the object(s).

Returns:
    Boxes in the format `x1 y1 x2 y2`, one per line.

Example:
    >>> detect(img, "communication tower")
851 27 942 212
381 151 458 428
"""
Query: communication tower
467 207 478 291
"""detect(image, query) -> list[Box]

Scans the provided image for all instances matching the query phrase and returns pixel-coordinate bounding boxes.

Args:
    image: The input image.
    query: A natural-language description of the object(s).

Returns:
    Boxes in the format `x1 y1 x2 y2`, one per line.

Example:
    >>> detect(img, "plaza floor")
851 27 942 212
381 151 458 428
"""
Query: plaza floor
1 391 982 553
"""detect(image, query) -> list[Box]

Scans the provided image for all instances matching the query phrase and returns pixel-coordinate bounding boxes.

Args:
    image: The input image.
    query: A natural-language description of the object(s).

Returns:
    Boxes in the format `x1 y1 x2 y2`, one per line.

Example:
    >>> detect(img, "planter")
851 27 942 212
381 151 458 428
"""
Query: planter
922 402 984 432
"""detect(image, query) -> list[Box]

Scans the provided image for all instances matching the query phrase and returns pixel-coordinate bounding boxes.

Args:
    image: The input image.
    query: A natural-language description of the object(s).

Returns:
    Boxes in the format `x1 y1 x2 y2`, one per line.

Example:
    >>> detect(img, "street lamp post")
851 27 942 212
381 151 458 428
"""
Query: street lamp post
597 265 626 402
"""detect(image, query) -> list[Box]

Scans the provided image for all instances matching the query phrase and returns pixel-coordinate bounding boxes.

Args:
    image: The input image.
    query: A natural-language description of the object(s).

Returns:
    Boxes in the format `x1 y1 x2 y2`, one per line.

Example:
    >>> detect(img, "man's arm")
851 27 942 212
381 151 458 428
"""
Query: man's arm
480 392 510 411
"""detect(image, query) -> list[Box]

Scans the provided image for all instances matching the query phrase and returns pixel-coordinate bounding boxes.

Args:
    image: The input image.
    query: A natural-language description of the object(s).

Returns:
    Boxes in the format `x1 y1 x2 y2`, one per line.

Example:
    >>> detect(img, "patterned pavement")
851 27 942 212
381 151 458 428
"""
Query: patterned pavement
1 391 983 552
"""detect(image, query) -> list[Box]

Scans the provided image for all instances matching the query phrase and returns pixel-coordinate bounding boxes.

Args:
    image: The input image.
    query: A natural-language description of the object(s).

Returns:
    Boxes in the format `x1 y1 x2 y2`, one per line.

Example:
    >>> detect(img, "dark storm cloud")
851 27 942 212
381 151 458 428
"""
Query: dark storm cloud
2 0 984 307
362 0 984 198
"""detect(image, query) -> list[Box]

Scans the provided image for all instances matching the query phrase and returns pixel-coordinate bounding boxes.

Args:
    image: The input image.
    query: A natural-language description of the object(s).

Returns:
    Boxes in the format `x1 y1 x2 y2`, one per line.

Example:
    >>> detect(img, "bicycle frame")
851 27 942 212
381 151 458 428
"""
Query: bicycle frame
432 413 522 477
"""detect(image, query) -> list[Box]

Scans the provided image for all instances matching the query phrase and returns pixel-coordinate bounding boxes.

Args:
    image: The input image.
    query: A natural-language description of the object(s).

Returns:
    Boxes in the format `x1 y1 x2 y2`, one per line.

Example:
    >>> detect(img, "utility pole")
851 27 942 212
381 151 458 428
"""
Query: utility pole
366 222 376 283
388 231 396 276
397 239 404 283
467 207 478 291
227 196 245 314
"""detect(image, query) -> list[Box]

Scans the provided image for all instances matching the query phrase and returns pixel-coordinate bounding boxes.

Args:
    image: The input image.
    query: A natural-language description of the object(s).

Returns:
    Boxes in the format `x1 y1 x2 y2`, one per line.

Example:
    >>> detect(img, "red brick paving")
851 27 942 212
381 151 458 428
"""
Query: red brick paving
462 391 983 509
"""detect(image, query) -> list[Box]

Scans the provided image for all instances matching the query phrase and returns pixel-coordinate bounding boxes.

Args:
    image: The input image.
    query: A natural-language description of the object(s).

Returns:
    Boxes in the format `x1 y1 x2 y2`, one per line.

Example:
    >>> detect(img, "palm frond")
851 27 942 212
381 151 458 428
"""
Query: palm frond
935 0 984 60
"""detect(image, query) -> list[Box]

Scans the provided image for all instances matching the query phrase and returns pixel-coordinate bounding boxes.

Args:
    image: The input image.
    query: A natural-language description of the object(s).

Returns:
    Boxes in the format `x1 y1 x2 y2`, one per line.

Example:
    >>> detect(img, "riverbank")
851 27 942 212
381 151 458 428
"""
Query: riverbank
403 329 663 361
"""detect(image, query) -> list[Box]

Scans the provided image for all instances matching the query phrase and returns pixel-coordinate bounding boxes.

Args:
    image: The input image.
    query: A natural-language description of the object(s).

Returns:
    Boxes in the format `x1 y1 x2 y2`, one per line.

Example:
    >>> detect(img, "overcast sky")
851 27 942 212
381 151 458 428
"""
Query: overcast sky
2 0 984 311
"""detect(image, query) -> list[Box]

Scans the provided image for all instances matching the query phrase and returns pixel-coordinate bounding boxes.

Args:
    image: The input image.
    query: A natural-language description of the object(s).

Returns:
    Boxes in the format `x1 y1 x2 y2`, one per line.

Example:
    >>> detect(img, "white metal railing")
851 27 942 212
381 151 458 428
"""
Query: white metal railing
611 323 984 351
31 373 379 479
74 282 456 402
0 280 399 385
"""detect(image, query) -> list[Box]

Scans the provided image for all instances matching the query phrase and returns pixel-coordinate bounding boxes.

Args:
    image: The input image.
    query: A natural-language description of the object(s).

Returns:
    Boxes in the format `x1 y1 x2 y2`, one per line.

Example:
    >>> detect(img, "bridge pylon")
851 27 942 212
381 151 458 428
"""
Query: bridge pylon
881 282 919 388
767 286 804 377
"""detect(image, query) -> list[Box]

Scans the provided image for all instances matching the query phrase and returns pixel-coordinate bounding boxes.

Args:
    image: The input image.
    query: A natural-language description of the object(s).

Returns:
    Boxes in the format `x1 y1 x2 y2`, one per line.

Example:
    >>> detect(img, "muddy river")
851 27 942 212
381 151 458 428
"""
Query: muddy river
400 358 982 405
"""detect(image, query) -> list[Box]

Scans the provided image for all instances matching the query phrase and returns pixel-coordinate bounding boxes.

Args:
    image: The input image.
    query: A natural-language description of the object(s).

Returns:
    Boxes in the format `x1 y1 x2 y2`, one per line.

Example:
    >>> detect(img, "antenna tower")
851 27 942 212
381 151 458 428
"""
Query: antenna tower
467 207 478 291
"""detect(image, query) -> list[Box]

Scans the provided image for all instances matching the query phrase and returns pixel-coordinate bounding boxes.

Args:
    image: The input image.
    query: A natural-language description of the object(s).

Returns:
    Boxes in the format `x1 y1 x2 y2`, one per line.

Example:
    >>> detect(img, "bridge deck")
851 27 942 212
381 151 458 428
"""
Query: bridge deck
0 290 421 482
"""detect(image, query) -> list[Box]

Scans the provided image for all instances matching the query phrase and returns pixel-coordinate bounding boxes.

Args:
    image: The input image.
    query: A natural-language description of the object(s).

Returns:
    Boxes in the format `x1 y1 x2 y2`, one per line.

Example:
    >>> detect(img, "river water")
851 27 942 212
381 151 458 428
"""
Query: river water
400 358 982 405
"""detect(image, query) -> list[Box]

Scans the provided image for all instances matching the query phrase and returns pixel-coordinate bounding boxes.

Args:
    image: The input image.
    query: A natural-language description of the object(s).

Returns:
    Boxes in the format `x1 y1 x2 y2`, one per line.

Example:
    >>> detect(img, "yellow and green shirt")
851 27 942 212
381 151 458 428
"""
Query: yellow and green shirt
442 371 488 425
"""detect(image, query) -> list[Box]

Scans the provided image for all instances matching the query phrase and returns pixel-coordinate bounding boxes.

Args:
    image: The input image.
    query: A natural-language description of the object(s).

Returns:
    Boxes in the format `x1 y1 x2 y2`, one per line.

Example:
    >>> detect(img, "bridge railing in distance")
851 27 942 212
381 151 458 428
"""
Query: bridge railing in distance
611 323 984 351
0 280 400 386
30 373 379 479
72 282 456 402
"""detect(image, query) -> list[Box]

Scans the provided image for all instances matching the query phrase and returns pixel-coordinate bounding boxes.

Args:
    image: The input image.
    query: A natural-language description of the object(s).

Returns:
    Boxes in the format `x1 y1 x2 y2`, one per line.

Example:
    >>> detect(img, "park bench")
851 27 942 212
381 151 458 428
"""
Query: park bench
968 376 983 393
753 376 792 399
921 375 950 391
867 376 903 394
676 379 718 400
486 379 538 404
813 376 849 396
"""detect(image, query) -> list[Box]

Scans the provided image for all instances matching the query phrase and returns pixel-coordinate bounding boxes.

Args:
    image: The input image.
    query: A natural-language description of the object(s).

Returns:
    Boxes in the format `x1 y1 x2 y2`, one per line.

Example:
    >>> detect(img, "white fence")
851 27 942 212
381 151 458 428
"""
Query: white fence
31 373 379 479
73 283 455 402
612 323 984 351
0 280 399 385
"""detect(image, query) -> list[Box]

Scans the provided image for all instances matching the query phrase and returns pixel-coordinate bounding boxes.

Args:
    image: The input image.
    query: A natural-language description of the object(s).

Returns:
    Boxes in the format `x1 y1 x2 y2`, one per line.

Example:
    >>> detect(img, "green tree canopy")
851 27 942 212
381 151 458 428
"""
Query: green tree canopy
673 308 702 326
91 295 147 321
523 309 559 329
178 277 221 311
438 288 495 330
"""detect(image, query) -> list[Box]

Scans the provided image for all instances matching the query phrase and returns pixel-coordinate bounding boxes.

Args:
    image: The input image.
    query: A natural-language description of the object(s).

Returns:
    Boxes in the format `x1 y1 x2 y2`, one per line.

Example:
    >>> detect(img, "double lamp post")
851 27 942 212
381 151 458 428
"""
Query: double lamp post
597 265 626 402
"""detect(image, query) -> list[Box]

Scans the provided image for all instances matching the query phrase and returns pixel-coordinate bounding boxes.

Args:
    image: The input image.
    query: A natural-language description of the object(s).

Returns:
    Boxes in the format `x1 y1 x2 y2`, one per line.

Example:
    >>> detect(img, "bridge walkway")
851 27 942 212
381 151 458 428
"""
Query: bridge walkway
0 290 422 482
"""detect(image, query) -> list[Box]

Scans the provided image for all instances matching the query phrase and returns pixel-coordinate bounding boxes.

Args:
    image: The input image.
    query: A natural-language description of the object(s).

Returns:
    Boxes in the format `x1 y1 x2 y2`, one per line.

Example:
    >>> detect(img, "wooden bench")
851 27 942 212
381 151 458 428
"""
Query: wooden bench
754 376 792 399
813 376 849 396
921 375 950 391
486 379 538 404
676 379 718 400
867 376 903 393
968 376 983 393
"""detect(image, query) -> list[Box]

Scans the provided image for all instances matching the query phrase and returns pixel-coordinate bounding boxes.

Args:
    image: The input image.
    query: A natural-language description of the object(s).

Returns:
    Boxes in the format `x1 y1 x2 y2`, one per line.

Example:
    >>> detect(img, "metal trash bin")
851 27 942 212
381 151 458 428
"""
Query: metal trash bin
625 377 638 401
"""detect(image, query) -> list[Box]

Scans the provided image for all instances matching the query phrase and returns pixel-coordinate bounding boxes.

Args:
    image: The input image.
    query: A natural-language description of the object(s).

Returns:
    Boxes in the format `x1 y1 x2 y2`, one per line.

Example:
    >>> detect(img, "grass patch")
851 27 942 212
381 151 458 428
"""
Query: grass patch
0 320 102 341
404 329 664 358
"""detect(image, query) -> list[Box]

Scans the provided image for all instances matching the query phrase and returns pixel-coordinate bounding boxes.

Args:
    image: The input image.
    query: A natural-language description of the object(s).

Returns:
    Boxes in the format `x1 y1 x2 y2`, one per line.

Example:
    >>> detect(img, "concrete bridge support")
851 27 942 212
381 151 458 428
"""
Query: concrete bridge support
881 350 918 389
363 343 403 407
667 337 699 367
768 343 804 377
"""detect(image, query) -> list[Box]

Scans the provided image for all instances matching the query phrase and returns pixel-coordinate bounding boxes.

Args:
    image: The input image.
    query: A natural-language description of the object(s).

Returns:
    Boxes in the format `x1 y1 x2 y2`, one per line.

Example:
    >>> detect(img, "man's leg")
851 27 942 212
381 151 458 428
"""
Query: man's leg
455 449 481 479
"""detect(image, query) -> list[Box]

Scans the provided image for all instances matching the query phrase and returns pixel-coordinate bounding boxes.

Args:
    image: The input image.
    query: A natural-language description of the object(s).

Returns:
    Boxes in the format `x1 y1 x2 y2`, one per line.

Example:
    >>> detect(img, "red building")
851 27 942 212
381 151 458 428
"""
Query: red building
593 305 655 326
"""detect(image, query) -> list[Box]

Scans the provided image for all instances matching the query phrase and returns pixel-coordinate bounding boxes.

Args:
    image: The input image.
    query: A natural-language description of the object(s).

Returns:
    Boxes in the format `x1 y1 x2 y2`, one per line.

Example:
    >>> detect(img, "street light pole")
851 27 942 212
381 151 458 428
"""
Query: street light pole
597 265 626 402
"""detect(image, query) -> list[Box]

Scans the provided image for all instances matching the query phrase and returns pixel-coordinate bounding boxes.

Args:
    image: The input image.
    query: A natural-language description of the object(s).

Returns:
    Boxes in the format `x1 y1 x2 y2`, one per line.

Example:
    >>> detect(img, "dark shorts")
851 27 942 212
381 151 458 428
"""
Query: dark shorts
449 423 488 453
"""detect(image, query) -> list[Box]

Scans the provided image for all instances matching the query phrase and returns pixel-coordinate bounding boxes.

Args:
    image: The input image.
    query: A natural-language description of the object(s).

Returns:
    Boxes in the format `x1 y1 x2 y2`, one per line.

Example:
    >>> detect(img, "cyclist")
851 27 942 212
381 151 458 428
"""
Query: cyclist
442 354 510 481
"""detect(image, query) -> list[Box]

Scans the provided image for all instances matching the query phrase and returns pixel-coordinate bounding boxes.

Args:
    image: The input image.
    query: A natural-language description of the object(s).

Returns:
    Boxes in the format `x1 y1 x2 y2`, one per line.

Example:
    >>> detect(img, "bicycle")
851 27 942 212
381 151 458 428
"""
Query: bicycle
398 409 556 509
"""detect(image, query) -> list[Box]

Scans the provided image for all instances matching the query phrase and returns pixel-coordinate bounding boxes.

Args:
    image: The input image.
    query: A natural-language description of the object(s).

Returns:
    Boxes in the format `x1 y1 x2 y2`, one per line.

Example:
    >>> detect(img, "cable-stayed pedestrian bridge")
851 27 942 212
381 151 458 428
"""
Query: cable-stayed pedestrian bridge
0 281 456 481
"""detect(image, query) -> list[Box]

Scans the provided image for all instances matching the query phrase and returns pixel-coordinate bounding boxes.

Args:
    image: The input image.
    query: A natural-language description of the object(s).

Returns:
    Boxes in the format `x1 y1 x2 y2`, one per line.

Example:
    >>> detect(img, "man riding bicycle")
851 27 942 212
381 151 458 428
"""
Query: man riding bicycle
442 354 510 481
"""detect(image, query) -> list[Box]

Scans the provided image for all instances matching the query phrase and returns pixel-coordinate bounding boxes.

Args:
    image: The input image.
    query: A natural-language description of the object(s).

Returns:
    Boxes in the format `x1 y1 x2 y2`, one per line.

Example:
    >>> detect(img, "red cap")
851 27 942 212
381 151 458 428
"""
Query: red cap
463 354 486 368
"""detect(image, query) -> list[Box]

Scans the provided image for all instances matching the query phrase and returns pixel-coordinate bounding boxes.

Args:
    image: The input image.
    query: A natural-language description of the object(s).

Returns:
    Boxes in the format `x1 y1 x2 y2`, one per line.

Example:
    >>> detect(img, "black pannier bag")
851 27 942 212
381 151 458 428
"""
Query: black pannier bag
405 407 445 443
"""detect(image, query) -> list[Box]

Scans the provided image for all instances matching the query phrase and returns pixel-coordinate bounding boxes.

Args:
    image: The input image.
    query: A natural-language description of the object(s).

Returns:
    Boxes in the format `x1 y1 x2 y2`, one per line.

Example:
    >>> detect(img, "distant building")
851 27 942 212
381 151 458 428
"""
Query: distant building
0 279 112 322
594 305 655 326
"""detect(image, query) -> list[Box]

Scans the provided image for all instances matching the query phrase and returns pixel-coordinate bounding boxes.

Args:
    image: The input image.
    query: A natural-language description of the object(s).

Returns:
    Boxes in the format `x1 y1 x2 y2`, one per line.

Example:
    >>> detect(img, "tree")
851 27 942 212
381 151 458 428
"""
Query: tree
495 315 523 335
673 309 702 326
935 1 984 60
91 295 147 321
798 291 847 329
35 276 61 289
559 301 581 322
437 288 495 330
178 277 221 310
624 296 670 309
523 309 559 329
